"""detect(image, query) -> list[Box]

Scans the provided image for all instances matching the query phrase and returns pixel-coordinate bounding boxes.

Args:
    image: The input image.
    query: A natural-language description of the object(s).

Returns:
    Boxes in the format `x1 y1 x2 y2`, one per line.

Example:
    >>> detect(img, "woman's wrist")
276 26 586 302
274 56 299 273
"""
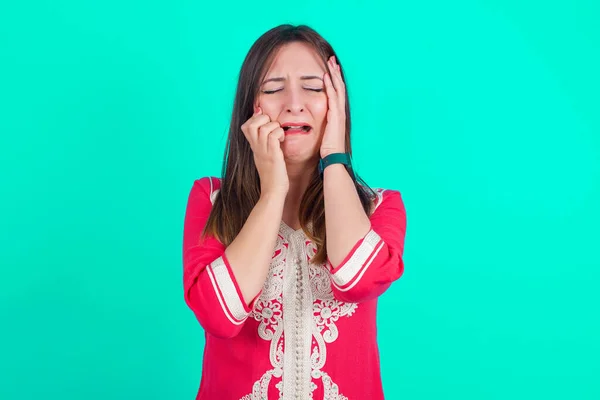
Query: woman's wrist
320 147 346 158
259 190 287 205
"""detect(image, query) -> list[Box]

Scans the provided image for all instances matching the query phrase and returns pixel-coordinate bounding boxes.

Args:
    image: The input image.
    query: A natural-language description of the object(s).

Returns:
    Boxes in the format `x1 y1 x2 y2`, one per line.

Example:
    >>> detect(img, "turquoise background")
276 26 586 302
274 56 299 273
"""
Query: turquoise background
1 0 599 399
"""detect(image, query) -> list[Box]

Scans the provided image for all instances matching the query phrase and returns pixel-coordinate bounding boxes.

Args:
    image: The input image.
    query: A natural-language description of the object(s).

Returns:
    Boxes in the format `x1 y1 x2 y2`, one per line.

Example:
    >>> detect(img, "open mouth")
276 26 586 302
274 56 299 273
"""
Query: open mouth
282 125 312 132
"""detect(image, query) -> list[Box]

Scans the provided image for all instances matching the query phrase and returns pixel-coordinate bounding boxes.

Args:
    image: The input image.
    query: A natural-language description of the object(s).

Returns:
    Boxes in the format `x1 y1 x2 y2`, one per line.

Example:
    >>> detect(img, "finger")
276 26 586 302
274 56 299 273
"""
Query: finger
271 127 285 144
323 72 339 112
244 113 270 146
242 107 261 134
248 114 271 138
328 58 346 108
327 57 341 87
249 106 264 123
268 127 285 154
258 121 281 153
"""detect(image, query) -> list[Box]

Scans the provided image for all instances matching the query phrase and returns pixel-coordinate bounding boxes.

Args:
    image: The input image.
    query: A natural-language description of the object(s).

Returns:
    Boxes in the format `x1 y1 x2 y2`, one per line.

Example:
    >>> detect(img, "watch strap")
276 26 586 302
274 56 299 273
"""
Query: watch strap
318 152 353 176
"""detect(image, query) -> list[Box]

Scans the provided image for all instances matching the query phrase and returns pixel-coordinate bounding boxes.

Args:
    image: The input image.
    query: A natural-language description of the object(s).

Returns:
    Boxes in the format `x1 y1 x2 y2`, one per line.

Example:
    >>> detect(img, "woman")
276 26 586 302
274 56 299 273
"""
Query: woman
182 24 407 400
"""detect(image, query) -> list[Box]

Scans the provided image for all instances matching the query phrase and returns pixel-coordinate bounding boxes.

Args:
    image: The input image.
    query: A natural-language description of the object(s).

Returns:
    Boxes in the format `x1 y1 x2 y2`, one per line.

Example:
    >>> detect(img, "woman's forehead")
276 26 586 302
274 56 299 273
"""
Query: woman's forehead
267 43 325 74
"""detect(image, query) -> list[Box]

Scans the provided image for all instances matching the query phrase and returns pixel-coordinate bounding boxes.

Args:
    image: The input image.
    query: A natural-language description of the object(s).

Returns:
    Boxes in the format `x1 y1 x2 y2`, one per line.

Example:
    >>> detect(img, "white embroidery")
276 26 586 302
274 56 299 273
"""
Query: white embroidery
307 241 355 399
251 236 286 342
206 256 249 324
208 177 219 205
331 229 383 290
242 233 287 399
247 230 356 399
239 223 358 399
273 228 313 399
234 198 392 399
308 254 358 343
321 371 349 400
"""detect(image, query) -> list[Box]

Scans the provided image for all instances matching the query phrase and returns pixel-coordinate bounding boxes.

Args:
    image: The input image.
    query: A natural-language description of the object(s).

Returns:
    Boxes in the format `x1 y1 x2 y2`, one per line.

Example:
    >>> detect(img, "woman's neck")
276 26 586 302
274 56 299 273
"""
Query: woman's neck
282 160 315 230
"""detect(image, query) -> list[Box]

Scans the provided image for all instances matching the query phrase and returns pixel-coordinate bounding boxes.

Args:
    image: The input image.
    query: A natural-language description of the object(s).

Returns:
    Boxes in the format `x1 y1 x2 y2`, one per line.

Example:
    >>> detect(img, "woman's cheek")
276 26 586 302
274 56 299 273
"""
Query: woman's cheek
309 95 327 111
311 99 328 121
256 98 277 118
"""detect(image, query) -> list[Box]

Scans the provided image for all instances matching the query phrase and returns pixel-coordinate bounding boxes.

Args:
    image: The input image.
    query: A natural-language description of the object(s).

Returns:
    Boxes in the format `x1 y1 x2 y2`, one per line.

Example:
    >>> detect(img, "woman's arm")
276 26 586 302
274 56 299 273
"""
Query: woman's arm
183 177 284 338
323 165 407 303
224 191 285 303
323 164 372 266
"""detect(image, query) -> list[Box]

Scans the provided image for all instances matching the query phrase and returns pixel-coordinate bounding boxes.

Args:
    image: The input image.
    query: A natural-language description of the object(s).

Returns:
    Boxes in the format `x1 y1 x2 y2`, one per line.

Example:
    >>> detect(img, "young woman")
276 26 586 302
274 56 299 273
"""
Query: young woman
182 24 407 400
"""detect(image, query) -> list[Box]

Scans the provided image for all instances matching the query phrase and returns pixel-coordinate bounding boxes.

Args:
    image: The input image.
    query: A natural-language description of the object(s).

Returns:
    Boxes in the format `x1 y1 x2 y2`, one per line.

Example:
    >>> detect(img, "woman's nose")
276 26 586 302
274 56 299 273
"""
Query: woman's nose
283 88 306 113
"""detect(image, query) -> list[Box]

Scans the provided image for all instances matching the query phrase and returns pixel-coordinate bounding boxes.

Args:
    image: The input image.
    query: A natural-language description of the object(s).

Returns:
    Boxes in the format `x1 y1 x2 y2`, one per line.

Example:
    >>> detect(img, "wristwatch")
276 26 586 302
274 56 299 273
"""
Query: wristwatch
318 152 355 179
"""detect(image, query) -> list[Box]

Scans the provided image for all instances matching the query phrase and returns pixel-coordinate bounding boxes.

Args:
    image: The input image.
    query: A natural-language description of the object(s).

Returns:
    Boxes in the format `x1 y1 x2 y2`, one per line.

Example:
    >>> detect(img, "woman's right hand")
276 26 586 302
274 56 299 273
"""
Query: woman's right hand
241 106 289 196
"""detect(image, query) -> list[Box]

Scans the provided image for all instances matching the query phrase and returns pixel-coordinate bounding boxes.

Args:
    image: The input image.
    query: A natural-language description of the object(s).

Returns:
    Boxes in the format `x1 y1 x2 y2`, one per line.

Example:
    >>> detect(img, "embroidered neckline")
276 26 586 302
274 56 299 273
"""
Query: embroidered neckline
279 220 302 236
279 220 313 239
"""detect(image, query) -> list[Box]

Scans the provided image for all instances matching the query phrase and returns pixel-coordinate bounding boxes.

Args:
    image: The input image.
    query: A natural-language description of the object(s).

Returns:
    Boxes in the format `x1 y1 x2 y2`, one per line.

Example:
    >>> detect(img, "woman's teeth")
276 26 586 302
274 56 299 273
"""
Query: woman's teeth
284 126 311 131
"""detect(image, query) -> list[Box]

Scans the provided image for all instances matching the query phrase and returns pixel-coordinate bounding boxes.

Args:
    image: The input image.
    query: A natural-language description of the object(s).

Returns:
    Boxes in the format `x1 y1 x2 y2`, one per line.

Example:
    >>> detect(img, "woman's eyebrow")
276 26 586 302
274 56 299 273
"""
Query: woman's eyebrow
262 75 323 84
300 75 323 81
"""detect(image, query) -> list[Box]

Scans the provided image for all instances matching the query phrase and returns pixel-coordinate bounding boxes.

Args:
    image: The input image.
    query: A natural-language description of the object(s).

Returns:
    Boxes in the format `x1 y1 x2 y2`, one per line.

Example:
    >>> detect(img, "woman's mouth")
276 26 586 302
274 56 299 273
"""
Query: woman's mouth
282 125 312 135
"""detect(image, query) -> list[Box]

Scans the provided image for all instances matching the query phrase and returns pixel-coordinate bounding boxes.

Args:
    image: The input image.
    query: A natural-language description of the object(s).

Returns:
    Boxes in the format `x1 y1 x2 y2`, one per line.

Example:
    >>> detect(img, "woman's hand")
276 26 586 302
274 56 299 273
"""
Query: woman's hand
241 106 289 196
320 55 347 158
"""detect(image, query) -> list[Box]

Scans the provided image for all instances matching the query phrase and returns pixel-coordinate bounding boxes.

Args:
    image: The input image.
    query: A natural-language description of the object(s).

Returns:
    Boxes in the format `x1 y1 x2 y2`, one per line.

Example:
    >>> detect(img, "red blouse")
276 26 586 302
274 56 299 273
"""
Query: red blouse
183 176 407 399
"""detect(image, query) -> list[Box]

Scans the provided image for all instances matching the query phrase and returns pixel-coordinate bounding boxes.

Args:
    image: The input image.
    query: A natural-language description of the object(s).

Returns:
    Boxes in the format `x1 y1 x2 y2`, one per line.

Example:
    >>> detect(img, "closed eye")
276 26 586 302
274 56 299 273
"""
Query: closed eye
262 88 324 94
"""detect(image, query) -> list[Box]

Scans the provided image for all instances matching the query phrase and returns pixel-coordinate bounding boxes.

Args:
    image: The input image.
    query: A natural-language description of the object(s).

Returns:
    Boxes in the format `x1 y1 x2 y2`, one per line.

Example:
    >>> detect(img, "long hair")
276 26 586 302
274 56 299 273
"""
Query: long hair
202 24 377 265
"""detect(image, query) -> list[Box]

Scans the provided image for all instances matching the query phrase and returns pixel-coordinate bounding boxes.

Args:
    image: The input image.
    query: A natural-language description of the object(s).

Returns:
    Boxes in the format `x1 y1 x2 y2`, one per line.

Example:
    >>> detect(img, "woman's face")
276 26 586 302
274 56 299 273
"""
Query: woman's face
255 42 328 163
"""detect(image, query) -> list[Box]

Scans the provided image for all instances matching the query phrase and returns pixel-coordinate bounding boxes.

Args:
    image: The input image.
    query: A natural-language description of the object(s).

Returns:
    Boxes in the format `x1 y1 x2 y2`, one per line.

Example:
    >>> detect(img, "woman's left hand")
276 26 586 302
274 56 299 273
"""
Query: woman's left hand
320 55 347 158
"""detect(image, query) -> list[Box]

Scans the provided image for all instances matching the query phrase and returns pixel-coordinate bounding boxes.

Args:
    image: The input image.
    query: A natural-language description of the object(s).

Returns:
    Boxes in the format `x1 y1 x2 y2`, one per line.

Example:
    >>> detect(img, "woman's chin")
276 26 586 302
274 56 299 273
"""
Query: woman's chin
282 143 320 163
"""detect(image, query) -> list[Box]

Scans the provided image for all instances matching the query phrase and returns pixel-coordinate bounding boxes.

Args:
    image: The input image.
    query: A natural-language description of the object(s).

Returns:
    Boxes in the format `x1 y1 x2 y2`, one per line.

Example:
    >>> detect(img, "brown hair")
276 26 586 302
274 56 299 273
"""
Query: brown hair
202 24 377 265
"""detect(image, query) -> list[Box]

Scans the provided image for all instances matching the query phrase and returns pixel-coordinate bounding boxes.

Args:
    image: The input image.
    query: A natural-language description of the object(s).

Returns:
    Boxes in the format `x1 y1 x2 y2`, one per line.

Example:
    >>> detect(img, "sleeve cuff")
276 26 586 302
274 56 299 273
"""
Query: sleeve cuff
205 253 253 325
329 229 385 291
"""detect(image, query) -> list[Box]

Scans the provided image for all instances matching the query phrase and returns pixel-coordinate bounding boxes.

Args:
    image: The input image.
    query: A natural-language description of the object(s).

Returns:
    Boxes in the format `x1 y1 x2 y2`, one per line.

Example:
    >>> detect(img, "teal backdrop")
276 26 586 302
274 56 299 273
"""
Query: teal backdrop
1 1 599 399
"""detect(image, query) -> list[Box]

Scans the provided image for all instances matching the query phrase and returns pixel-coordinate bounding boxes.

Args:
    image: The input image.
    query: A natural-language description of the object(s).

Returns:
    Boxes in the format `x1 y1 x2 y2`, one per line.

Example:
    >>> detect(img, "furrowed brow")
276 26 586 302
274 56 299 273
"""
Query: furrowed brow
262 75 323 84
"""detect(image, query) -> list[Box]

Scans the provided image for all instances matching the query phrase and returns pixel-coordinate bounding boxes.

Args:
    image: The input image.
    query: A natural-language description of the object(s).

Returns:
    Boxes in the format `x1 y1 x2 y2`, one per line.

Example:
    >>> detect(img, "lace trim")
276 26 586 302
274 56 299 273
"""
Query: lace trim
207 256 249 323
331 230 383 289
282 231 313 399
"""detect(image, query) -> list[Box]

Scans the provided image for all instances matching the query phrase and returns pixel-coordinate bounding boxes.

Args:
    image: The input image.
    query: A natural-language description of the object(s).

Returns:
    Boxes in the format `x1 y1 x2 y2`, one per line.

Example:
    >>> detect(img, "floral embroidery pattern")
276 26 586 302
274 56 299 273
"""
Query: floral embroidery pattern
242 230 357 399
253 300 282 339
242 235 287 399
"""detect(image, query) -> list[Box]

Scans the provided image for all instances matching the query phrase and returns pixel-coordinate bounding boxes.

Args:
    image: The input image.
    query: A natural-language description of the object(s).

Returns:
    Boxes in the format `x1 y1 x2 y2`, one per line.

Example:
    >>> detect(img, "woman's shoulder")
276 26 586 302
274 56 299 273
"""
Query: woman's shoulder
366 185 404 213
193 176 222 190
190 176 223 204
